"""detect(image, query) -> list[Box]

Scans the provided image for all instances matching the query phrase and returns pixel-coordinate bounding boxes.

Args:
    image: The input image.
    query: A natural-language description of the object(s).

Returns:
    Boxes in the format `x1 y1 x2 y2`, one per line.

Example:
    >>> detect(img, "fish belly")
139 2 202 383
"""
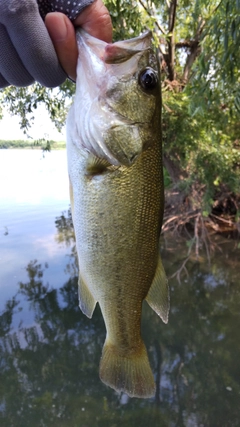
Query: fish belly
68 130 164 397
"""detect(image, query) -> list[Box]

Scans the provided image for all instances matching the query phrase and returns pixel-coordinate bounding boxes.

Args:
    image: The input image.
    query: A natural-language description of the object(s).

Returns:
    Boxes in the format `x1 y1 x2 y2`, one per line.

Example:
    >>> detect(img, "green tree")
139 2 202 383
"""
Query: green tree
104 0 240 211
1 0 240 224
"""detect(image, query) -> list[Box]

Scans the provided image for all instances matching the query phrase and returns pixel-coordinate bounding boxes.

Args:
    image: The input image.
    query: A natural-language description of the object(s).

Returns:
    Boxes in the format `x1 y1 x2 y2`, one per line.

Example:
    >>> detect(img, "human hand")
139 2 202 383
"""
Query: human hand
0 0 112 88
45 0 112 81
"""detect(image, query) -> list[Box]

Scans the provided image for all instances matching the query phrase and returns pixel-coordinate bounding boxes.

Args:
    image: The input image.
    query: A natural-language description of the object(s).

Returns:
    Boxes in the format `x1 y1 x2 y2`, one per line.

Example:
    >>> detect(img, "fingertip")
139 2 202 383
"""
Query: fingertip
45 12 72 41
74 0 113 43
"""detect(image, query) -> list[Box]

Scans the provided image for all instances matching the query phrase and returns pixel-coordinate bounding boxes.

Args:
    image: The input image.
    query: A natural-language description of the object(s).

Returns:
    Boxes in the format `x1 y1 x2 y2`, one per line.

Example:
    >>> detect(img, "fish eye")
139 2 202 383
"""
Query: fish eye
138 68 158 90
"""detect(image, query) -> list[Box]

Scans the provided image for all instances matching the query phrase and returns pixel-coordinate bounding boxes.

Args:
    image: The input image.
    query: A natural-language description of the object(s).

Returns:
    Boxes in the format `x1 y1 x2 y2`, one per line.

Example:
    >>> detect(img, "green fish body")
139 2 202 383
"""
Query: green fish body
67 30 169 398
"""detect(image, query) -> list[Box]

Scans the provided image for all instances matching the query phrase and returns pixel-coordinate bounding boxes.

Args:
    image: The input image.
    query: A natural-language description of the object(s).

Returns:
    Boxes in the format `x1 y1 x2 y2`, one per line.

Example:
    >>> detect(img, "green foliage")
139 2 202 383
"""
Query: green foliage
0 0 239 215
162 88 240 211
0 79 75 133
104 0 145 41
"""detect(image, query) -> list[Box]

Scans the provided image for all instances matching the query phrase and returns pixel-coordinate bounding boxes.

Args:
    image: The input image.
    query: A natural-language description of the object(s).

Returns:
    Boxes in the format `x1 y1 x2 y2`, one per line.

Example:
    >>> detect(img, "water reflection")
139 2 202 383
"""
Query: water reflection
54 207 78 278
1 209 240 426
0 150 70 305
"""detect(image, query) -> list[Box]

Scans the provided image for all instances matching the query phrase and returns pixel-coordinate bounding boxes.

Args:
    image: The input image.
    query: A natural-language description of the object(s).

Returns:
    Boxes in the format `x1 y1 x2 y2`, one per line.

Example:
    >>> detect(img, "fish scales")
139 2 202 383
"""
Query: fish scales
67 30 169 398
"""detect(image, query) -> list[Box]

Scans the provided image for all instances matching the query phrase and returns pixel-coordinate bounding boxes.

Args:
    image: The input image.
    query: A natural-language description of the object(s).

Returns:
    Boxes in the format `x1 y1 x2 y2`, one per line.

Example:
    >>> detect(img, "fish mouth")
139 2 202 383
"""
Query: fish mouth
102 32 153 64
73 30 156 167
77 30 153 65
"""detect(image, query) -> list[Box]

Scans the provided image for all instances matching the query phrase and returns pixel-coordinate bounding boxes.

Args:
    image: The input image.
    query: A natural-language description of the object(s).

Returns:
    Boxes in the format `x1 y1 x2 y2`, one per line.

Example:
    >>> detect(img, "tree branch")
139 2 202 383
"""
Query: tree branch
138 0 166 35
182 44 201 83
165 0 170 9
175 40 200 49
211 0 224 15
167 0 178 81
168 0 177 33
181 18 205 84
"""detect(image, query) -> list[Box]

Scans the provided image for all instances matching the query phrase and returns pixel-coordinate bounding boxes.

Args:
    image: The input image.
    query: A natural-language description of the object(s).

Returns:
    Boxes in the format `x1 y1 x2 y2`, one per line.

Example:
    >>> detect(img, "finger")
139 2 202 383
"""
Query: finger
74 0 112 43
0 24 34 87
45 0 112 81
0 73 8 89
45 13 78 81
0 0 66 87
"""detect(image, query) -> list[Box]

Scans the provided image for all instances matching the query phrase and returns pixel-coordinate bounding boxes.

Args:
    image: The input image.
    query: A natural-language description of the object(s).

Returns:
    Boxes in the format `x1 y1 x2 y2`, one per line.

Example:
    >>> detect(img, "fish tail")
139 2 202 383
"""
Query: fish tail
99 340 156 398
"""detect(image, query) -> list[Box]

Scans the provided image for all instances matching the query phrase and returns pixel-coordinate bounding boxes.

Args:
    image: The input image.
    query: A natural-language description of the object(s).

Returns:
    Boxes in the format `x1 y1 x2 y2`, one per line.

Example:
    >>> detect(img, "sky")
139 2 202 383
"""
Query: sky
0 104 65 141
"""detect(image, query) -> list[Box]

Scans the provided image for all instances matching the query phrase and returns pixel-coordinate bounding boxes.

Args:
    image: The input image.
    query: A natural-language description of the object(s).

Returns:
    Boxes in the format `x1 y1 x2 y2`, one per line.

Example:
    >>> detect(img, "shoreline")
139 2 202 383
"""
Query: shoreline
0 140 66 150
163 188 240 247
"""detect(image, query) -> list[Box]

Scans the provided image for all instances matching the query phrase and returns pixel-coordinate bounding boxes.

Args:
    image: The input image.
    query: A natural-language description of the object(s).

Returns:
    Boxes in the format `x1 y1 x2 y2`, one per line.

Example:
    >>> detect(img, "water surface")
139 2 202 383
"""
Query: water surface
0 150 240 426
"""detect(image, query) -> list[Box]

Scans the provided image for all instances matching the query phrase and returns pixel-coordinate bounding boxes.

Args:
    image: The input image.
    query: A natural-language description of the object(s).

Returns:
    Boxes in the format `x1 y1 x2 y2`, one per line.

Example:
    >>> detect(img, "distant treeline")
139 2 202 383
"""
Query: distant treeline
0 139 66 150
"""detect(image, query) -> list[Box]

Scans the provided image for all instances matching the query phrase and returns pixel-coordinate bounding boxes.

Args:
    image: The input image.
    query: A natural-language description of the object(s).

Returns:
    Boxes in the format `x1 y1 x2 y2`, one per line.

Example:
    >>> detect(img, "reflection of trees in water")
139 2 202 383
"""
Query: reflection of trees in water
1 212 240 426
147 281 240 425
55 207 78 278
0 297 19 336
55 207 74 247
0 261 109 426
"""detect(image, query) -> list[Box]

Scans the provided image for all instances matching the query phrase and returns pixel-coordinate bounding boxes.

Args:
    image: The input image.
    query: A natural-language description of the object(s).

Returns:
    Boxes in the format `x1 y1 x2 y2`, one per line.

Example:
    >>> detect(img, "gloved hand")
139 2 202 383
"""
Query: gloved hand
0 0 94 88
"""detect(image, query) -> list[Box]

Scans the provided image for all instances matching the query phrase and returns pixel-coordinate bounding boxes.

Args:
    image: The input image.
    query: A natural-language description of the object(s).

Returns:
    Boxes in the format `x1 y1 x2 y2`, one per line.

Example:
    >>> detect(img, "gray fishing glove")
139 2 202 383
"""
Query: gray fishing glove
0 0 94 88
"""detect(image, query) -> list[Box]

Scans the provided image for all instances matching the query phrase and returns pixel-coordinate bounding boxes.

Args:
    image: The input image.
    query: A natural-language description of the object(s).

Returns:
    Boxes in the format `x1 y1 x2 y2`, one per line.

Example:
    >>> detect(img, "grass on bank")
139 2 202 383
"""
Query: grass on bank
0 139 66 150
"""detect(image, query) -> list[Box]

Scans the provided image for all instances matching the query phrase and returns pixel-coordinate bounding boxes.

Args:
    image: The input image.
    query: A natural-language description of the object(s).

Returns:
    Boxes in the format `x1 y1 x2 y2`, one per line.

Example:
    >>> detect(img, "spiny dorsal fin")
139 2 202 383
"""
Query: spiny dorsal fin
78 275 97 318
145 255 170 324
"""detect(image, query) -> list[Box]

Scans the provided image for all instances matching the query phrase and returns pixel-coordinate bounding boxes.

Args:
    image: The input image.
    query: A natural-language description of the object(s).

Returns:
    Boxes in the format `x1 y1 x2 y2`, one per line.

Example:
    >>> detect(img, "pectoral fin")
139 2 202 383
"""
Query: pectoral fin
78 275 97 318
146 255 169 324
86 154 120 177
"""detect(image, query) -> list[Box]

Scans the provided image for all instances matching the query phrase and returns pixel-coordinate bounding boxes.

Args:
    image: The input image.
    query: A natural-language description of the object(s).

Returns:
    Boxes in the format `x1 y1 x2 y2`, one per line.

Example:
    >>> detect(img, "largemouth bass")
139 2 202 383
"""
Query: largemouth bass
66 30 169 398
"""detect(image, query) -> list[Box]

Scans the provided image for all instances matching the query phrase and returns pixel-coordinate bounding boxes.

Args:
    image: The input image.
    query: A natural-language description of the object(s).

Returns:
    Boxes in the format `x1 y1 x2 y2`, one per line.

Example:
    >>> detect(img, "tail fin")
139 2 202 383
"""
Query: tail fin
99 340 156 398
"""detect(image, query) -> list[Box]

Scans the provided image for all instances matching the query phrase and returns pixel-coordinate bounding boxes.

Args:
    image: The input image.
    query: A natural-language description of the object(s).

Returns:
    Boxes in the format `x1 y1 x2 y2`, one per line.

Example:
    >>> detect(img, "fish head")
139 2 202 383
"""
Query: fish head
72 30 161 167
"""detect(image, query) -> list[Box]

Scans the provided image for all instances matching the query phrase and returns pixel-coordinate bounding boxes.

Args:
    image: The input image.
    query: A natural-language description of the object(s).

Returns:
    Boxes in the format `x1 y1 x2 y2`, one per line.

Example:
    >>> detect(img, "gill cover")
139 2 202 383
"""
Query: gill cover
69 30 159 167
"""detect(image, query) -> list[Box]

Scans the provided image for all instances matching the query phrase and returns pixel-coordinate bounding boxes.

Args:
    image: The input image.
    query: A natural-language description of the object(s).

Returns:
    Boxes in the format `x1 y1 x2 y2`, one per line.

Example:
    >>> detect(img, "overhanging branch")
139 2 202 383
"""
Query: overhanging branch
138 0 166 35
182 18 206 84
168 0 177 33
166 0 178 81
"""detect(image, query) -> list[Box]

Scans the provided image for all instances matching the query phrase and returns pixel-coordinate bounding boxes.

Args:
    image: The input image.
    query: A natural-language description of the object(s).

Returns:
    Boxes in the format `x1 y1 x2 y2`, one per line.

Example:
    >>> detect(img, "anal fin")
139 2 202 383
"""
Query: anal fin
78 275 97 318
145 255 170 324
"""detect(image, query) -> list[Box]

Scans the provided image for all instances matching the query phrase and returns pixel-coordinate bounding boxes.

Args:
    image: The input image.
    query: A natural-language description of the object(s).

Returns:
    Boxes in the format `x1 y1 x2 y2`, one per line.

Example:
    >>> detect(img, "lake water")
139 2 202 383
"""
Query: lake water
0 150 240 426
